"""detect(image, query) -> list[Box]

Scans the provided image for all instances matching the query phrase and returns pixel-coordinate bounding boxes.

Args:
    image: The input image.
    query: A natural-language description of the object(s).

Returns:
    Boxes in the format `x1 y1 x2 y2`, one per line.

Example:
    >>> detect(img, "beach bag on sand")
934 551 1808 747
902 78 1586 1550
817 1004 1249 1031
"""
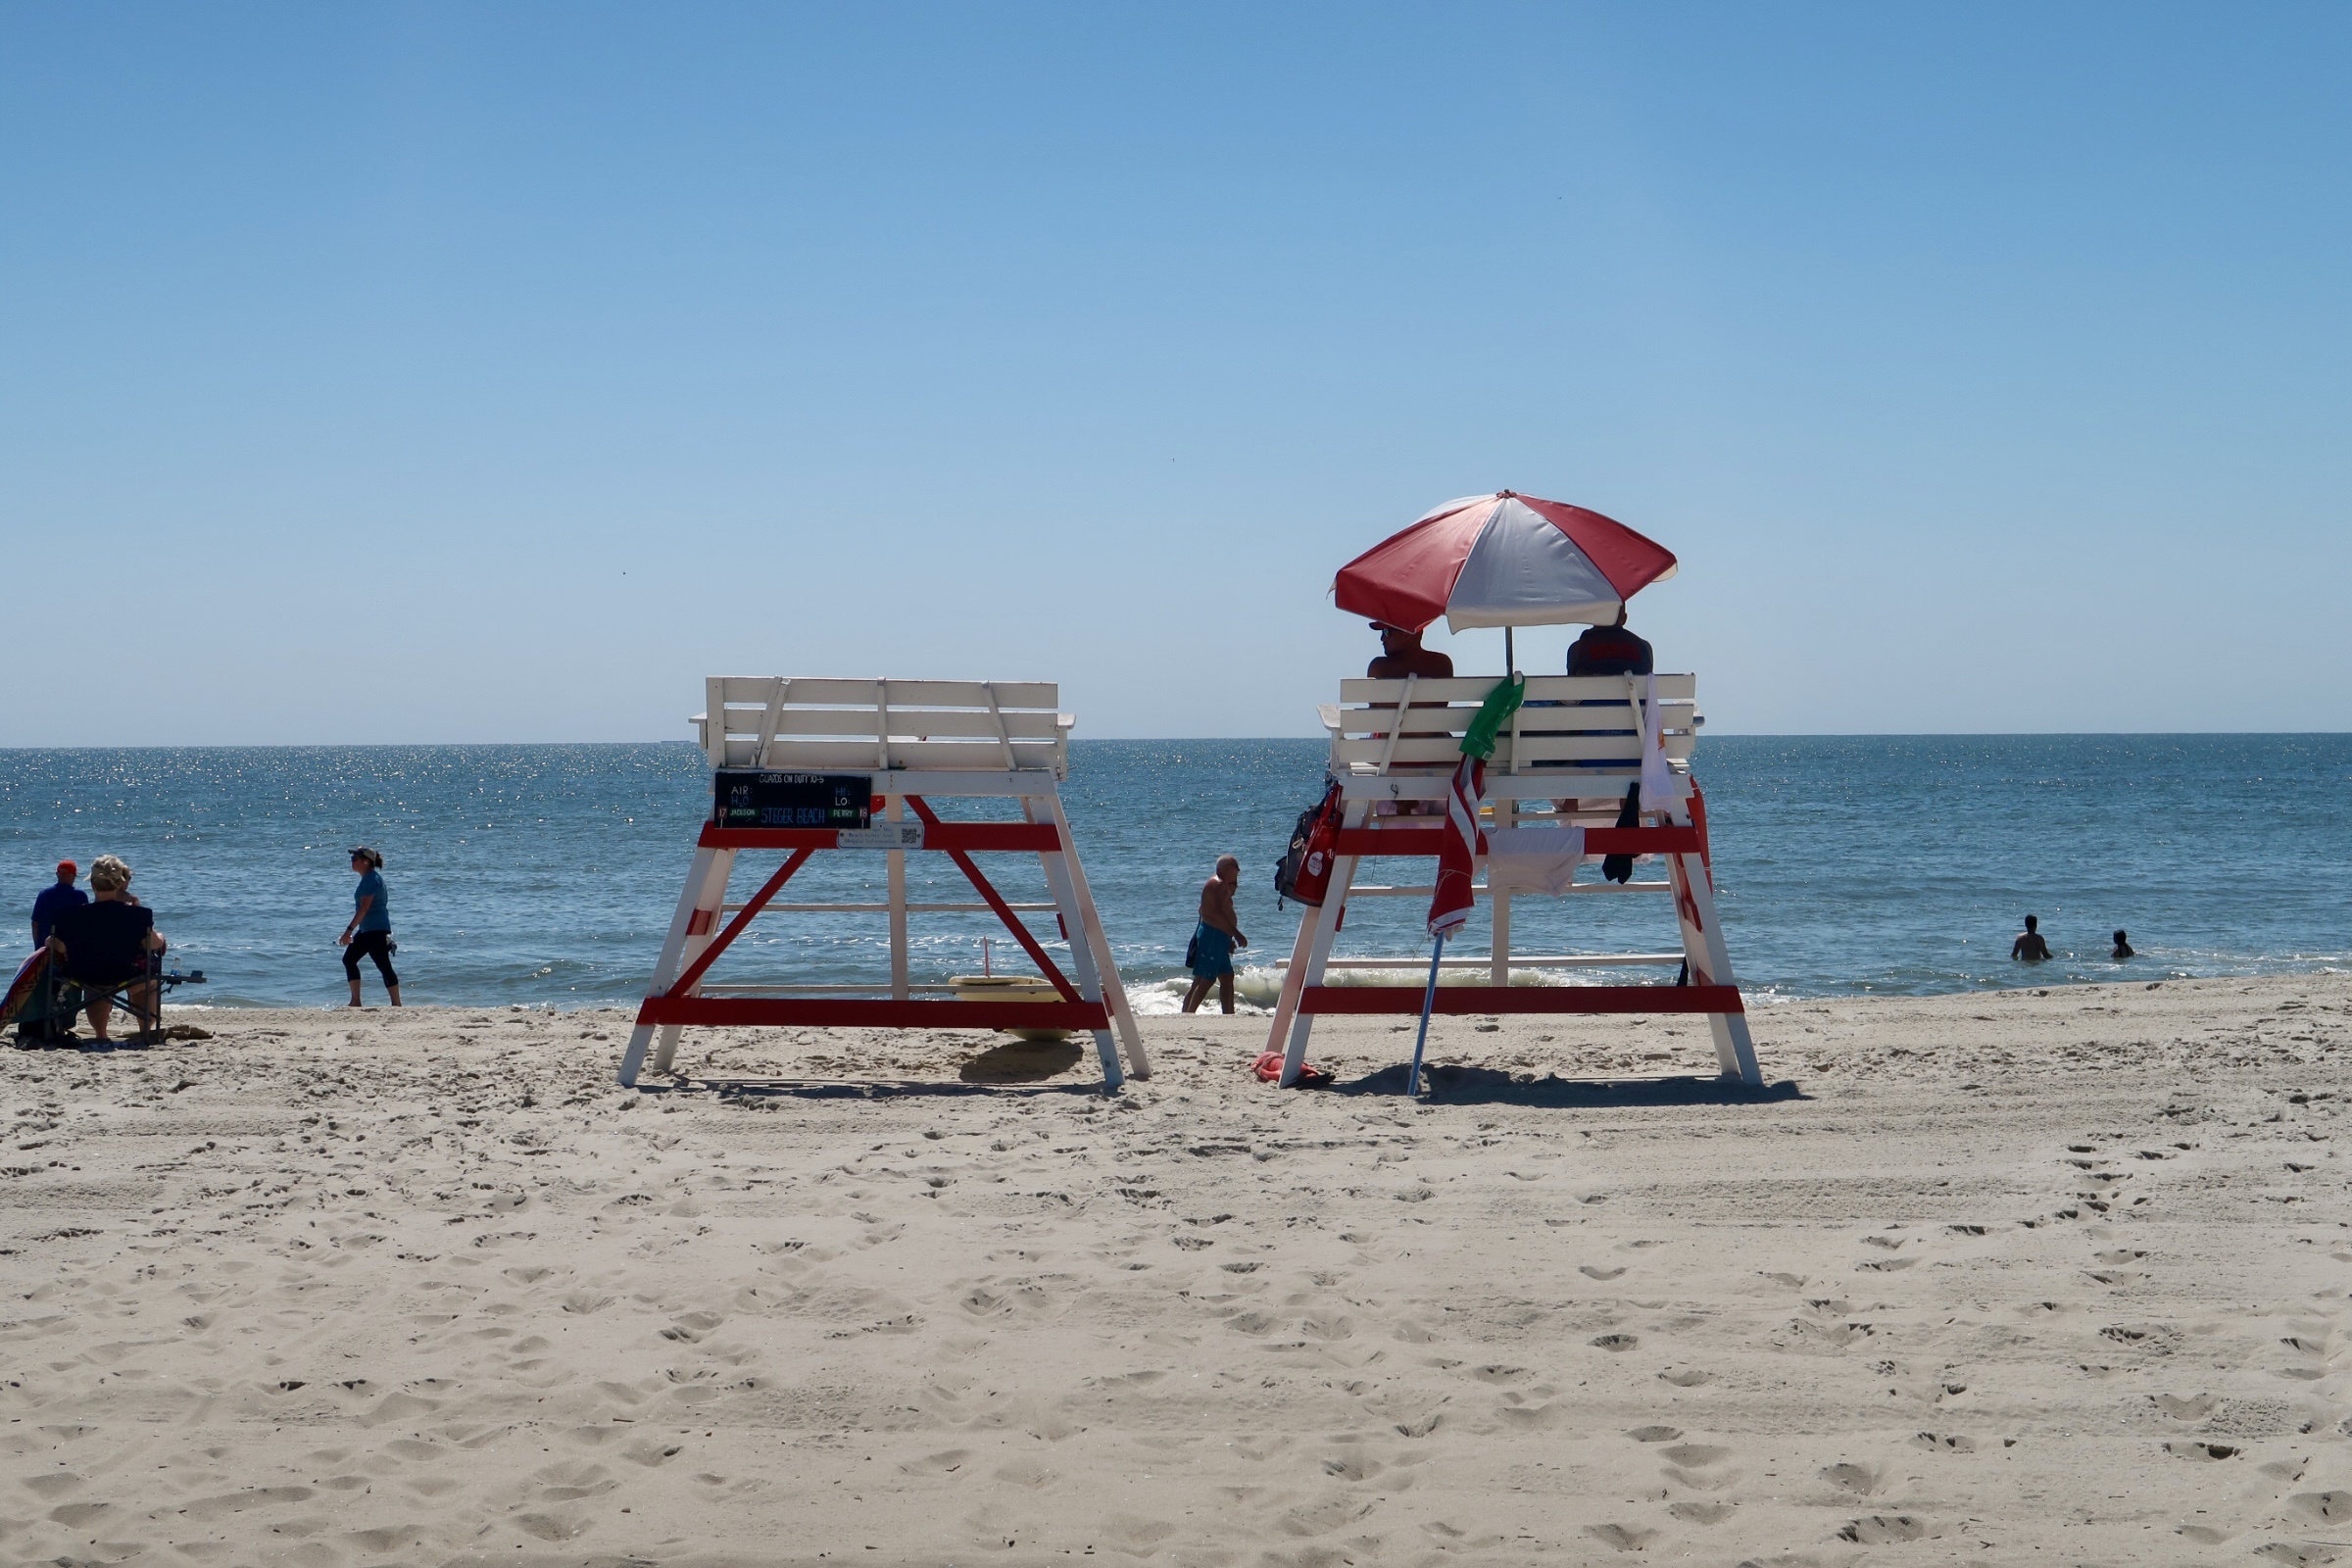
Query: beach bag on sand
1275 780 1345 909
3 952 74 1045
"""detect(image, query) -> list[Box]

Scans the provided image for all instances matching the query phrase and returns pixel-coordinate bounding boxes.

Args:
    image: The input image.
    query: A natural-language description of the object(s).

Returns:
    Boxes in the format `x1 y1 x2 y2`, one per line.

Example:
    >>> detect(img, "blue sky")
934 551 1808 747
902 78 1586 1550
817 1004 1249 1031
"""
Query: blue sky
6 4 2347 742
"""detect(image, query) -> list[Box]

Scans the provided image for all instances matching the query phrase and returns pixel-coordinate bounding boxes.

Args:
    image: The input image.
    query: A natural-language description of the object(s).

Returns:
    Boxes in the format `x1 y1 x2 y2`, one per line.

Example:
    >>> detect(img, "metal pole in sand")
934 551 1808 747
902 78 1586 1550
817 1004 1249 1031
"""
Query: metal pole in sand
1406 933 1445 1095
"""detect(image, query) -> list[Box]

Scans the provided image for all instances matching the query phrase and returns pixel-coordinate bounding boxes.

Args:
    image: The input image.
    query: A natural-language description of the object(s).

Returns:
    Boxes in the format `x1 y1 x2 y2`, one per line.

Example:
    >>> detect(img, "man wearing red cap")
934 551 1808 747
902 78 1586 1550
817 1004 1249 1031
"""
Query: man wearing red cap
31 860 87 952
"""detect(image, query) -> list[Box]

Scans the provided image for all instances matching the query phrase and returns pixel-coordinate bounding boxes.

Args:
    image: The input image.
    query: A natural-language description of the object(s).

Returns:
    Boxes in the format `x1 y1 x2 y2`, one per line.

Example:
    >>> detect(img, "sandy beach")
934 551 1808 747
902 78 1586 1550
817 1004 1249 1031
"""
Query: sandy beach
3 973 2347 1566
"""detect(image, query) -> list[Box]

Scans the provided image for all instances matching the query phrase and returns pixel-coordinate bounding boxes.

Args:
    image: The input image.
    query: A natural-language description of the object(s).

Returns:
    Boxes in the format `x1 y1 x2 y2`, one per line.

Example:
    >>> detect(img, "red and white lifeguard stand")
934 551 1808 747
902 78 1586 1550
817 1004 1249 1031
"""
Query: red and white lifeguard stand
617 677 1147 1089
1263 672 1762 1088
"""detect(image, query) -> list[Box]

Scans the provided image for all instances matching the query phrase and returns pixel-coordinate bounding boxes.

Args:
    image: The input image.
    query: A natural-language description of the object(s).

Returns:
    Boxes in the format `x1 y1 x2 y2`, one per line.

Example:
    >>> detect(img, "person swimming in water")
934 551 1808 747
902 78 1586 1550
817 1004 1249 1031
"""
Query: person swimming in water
2111 929 2134 960
2012 914 2052 962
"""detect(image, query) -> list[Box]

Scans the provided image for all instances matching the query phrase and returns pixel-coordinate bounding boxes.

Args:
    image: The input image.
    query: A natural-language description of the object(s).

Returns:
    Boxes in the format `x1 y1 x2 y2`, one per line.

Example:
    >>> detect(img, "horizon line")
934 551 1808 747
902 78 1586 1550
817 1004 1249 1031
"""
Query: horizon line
3 731 2349 752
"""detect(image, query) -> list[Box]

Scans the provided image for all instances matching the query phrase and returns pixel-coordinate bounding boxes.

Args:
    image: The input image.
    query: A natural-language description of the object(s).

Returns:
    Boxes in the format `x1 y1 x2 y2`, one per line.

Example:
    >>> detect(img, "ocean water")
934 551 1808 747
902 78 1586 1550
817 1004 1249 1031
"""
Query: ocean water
2 736 2343 1014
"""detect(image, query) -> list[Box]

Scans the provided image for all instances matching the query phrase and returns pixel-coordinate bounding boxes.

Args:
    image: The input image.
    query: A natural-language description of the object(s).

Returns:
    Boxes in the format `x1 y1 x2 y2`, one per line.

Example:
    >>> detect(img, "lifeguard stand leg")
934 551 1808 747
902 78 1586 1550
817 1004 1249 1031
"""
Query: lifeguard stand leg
1662 798 1759 1085
885 796 910 1001
1025 799 1123 1088
1275 800 1368 1088
1263 909 1319 1064
620 845 734 1086
1041 877 1121 1090
1029 794 1148 1082
651 845 739 1077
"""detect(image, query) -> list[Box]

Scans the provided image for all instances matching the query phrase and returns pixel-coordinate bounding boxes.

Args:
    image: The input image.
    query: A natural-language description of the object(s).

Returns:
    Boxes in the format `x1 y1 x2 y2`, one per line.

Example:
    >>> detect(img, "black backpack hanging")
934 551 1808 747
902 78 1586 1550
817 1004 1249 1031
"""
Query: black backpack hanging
1602 782 1642 884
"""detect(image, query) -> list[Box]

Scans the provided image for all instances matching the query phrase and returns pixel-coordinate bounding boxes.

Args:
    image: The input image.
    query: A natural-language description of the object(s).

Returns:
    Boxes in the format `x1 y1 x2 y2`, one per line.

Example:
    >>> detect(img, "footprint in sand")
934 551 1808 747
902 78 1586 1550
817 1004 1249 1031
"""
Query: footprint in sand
1590 1334 1639 1351
993 1458 1055 1489
515 1508 591 1542
1586 1523 1658 1551
2288 1492 2352 1525
1839 1515 1929 1544
1580 1265 1626 1280
1628 1426 1682 1443
1662 1443 1733 1466
1658 1368 1711 1387
1911 1432 1977 1452
1668 1500 1736 1524
1820 1461 1887 1495
621 1440 682 1467
659 1310 724 1342
2152 1393 2217 1421
1661 1443 1739 1491
525 1459 617 1501
2162 1440 2238 1460
1102 1514 1181 1547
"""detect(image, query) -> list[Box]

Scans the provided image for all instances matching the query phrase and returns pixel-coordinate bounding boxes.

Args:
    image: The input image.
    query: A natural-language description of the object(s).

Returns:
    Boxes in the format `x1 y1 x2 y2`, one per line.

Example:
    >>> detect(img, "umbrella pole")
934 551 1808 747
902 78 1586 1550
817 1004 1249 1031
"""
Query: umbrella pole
1504 627 1514 673
1406 933 1445 1095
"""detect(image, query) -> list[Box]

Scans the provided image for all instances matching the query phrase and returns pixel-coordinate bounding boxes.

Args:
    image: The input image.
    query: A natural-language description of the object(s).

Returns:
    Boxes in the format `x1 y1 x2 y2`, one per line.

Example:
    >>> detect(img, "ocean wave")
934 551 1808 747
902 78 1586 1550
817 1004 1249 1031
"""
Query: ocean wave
1124 961 1692 1016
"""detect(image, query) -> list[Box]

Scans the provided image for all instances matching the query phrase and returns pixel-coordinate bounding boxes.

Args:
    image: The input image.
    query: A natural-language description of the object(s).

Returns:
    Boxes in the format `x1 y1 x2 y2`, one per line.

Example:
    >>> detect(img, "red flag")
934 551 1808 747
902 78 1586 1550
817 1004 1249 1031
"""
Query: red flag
1427 755 1486 938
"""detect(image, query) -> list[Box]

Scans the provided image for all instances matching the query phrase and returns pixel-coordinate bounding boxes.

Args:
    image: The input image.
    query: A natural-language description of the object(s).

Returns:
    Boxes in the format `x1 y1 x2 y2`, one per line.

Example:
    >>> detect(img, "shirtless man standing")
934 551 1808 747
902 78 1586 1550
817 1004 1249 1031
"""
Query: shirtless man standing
1182 855 1249 1014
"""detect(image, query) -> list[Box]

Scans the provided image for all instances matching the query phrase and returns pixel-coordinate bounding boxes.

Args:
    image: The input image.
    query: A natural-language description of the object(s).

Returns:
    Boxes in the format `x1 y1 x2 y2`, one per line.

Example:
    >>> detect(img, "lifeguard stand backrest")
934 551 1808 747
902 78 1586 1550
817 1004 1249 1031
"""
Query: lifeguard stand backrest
1322 674 1700 777
694 678 1074 776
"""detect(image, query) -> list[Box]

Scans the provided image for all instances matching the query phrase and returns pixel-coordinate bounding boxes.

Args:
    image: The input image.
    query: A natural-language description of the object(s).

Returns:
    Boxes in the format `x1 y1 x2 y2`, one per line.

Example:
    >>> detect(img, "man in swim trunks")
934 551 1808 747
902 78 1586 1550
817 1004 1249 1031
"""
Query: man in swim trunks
1181 855 1249 1014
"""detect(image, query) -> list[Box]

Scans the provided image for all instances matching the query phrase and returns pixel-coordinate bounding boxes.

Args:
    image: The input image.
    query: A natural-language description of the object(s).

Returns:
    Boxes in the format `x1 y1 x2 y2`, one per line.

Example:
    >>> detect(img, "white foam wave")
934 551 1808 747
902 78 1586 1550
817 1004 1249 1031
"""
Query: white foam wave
1124 961 1692 1016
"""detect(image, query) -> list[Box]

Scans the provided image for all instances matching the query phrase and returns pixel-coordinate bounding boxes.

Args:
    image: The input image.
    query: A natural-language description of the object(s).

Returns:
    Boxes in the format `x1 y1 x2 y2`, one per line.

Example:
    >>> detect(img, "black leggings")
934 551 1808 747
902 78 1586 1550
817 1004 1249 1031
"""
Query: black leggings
344 930 398 988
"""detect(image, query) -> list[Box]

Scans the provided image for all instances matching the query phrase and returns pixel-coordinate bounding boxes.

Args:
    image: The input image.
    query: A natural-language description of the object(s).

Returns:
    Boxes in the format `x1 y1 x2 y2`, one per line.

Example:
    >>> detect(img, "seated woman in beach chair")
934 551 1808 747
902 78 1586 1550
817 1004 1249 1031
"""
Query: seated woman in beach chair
44 856 168 1045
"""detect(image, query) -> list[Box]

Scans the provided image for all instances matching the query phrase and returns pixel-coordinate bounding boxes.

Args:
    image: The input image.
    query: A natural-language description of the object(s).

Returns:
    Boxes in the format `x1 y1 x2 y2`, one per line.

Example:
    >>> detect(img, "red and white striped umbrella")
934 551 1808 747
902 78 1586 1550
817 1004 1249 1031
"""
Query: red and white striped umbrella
1333 491 1678 632
1427 755 1486 939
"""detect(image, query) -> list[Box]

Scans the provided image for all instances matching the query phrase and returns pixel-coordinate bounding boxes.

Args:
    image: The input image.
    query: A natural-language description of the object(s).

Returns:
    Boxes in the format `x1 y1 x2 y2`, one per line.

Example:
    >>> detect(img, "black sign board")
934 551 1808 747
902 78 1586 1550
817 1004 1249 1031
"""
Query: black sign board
712 770 873 829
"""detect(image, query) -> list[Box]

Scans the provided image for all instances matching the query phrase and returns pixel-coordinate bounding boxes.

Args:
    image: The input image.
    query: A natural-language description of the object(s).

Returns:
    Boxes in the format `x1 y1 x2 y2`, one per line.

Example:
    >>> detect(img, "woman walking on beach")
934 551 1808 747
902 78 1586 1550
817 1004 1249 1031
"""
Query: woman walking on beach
339 848 402 1007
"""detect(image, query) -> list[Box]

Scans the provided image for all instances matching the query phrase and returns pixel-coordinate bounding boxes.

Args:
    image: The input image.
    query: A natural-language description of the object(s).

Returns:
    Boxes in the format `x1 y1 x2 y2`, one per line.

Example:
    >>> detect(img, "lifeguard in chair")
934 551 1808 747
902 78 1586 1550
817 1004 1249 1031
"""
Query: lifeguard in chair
1262 490 1763 1092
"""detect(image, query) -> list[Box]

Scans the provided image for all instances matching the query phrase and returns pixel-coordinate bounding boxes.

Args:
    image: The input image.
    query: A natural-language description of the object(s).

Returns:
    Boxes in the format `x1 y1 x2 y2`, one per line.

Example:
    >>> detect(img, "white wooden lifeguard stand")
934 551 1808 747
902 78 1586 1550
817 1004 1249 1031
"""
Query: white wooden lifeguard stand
1263 673 1762 1088
617 678 1147 1089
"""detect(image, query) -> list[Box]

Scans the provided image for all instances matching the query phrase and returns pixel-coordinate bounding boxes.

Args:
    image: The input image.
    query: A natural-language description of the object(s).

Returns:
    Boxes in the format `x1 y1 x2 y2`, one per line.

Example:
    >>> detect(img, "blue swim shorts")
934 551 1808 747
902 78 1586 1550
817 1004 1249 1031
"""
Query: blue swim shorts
1189 922 1234 978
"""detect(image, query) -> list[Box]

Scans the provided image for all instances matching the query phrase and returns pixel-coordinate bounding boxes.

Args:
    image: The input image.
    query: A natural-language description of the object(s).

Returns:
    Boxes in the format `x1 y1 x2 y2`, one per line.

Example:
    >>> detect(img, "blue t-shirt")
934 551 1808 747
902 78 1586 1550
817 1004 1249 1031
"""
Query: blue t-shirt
354 869 392 932
32 882 89 948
